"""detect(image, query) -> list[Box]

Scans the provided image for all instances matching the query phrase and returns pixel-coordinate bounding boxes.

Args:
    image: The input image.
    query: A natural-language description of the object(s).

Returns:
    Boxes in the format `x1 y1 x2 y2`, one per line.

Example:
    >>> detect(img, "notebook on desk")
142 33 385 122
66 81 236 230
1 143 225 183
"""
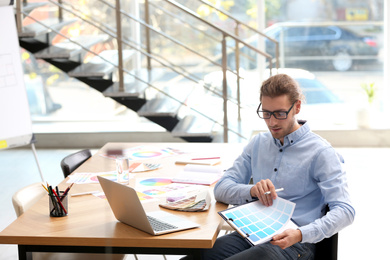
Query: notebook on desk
97 176 200 235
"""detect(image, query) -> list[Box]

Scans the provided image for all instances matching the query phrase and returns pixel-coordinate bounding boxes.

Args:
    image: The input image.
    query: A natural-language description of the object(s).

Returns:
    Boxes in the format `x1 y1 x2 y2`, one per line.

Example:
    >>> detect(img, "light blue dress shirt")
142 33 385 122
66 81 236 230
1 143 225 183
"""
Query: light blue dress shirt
214 121 355 243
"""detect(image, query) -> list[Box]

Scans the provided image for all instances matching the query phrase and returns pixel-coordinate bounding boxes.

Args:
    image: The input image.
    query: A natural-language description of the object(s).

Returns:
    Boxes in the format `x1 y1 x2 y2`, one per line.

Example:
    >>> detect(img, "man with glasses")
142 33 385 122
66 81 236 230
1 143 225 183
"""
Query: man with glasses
202 74 355 259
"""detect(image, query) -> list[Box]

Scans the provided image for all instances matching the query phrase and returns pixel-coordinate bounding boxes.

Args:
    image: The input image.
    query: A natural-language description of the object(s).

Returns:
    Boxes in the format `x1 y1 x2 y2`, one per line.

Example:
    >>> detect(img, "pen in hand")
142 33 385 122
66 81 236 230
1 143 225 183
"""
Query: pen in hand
264 188 284 195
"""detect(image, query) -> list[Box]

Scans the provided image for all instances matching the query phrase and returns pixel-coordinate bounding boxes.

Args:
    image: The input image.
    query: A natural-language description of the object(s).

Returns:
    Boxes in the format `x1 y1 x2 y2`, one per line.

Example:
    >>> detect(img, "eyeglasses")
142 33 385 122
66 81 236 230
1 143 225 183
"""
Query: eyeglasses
256 101 296 120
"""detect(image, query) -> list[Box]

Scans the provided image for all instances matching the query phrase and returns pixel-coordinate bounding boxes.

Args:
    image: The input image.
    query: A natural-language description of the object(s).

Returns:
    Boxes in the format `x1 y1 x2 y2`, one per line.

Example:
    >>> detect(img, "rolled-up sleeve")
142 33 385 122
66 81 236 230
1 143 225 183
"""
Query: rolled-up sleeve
214 139 255 205
299 147 355 243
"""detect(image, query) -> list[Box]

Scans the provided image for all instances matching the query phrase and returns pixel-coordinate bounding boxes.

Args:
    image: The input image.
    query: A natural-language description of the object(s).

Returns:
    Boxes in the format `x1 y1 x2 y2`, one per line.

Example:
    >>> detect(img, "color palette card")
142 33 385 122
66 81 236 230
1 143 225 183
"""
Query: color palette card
219 197 297 245
159 189 211 212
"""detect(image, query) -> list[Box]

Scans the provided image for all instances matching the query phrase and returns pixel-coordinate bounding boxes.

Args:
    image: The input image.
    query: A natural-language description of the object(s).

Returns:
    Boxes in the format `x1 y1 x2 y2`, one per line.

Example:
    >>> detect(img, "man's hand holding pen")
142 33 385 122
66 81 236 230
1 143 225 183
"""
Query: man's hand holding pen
249 179 283 207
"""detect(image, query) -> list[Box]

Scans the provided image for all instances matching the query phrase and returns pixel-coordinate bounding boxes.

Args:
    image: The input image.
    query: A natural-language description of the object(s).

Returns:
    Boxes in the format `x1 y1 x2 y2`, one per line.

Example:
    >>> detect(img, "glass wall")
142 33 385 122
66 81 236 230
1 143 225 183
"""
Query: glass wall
22 0 386 134
194 0 385 129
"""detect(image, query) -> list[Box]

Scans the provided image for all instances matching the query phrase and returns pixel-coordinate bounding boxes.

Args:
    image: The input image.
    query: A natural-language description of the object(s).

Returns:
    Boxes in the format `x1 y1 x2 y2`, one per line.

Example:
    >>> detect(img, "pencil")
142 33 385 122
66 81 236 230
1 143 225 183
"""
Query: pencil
62 183 74 197
41 183 49 193
48 185 60 215
52 188 67 215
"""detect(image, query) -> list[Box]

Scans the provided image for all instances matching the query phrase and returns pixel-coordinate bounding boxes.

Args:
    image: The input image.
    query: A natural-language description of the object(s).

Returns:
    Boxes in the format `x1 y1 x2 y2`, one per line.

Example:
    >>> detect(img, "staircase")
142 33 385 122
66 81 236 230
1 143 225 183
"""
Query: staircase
15 0 277 143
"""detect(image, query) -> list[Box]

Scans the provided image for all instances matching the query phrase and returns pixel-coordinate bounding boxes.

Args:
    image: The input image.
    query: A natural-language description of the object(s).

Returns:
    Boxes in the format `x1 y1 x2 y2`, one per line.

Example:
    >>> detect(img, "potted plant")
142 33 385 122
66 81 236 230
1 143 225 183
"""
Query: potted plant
361 82 376 104
357 82 376 128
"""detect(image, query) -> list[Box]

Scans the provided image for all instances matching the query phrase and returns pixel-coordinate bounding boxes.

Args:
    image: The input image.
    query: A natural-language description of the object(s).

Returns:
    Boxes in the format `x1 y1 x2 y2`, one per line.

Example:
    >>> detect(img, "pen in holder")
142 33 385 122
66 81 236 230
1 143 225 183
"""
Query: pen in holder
115 156 130 184
49 191 68 217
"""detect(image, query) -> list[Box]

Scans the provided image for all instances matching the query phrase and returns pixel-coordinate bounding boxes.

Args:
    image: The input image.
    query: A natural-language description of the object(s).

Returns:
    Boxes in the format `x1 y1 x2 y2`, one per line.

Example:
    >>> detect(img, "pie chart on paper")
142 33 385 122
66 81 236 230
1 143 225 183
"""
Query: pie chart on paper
131 151 162 159
139 178 172 186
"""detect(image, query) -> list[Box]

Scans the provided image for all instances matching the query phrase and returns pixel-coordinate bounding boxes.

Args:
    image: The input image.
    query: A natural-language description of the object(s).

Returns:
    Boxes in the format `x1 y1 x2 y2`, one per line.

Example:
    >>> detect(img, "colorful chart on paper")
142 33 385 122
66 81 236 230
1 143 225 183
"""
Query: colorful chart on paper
142 189 167 196
139 178 172 186
136 181 198 198
136 191 155 201
100 146 185 160
131 151 162 158
66 172 133 184
89 173 130 183
93 191 155 202
219 197 296 246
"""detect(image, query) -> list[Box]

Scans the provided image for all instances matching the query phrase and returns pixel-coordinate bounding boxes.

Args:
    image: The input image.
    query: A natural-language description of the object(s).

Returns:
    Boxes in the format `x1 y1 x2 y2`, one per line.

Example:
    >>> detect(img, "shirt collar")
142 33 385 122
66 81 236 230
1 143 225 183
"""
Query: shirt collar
274 120 309 147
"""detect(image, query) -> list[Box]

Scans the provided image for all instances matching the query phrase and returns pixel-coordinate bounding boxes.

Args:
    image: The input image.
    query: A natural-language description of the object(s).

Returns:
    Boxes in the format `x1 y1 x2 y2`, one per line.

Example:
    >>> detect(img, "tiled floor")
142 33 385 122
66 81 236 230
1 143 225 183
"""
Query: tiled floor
0 147 388 259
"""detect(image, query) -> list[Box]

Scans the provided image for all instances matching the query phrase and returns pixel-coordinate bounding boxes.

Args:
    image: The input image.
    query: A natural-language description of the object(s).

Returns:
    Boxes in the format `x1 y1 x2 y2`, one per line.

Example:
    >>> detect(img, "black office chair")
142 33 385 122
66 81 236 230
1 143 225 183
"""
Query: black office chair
60 149 92 178
315 233 338 260
59 149 141 259
314 205 338 260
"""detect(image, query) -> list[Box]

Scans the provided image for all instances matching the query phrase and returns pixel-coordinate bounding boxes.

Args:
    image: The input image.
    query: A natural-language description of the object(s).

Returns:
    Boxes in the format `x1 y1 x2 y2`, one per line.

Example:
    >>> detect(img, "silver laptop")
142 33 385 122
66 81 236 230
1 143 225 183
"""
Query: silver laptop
97 176 200 235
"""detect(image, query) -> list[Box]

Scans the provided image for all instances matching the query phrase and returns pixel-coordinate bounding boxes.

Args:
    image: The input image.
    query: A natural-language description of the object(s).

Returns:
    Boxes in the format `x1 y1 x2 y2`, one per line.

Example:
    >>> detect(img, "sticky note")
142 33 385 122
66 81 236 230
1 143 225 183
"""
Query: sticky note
0 140 8 149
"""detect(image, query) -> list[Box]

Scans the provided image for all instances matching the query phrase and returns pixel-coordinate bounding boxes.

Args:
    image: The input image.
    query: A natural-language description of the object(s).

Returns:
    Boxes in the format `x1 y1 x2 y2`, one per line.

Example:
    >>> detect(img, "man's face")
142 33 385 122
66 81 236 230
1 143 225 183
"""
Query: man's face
260 95 301 145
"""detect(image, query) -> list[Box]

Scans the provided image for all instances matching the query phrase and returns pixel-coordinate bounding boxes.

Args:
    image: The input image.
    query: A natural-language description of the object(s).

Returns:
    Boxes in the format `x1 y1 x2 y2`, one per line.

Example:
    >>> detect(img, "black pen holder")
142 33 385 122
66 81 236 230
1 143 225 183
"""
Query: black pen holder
49 191 68 217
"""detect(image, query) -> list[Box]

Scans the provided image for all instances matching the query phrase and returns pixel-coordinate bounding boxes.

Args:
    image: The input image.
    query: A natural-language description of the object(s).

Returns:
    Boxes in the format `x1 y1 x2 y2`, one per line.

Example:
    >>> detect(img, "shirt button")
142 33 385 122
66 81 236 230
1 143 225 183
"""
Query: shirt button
291 140 294 143
279 149 283 152
274 168 277 172
298 254 301 258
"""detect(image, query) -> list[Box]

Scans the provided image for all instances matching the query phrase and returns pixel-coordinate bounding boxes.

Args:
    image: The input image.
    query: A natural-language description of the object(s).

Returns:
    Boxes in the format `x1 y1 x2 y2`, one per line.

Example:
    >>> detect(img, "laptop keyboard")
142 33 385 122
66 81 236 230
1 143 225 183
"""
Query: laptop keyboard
147 215 178 231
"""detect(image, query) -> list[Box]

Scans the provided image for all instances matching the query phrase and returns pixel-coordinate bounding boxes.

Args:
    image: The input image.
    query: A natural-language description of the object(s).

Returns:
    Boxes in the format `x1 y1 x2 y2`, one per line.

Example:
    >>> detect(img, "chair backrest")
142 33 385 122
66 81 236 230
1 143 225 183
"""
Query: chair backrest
12 182 47 217
60 149 92 178
314 204 338 260
315 233 338 260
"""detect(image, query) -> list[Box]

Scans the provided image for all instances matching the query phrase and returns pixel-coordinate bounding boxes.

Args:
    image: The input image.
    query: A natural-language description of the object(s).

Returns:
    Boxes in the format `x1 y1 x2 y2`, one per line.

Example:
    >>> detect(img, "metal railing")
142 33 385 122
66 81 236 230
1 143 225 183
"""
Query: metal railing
198 0 280 68
15 0 277 142
195 0 280 121
153 0 274 141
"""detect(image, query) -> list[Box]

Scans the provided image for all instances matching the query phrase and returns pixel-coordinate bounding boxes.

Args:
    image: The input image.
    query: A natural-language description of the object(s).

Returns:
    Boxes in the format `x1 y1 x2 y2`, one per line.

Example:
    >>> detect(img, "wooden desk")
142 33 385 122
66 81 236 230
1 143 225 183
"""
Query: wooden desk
0 142 243 259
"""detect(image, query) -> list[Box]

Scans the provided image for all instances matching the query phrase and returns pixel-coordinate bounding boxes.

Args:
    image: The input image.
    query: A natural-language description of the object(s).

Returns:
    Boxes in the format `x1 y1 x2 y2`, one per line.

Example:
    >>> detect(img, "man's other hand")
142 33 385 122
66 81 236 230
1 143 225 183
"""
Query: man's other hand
270 229 302 249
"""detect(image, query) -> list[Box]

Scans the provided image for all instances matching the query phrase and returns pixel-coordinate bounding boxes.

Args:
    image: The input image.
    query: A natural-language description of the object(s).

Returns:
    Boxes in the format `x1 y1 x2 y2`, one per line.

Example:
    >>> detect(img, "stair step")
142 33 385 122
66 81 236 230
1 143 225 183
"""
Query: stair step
104 67 177 98
19 2 48 14
34 34 110 59
172 114 215 137
68 49 135 78
18 18 77 38
137 96 181 117
137 96 182 131
103 81 148 98
103 71 153 98
138 81 195 116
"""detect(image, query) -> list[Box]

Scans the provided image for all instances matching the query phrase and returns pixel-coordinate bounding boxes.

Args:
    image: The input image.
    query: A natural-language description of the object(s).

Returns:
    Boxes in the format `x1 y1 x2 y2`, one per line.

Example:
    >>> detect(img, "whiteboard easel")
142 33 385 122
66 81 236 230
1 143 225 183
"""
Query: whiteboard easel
0 5 45 182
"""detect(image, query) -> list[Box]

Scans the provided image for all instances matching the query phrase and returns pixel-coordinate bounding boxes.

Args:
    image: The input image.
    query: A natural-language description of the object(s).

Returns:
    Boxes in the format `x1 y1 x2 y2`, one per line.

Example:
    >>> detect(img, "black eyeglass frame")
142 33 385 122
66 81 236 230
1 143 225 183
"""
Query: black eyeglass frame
256 101 297 120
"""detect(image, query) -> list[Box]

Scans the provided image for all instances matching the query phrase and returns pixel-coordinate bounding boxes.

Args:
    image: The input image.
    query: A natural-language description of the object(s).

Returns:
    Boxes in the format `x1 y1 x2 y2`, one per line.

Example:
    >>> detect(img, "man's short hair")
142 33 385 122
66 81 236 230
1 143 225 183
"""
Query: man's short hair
260 74 305 104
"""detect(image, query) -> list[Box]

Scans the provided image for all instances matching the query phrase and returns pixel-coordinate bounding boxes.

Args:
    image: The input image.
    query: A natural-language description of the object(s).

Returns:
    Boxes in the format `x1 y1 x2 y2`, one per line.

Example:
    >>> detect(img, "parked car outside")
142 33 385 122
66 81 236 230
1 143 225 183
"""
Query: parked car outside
232 23 379 71
203 68 341 106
